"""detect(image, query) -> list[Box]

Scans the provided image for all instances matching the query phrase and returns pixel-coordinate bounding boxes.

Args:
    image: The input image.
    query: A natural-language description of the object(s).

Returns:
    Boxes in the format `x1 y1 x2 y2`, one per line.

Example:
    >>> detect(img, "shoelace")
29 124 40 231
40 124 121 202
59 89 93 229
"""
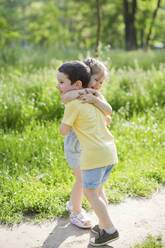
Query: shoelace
96 229 104 239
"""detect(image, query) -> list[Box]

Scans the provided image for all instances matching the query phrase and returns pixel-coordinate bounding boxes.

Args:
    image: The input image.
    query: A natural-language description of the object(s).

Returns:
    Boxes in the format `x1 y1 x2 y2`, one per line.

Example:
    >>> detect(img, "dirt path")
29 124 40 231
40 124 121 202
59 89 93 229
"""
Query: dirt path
0 188 165 248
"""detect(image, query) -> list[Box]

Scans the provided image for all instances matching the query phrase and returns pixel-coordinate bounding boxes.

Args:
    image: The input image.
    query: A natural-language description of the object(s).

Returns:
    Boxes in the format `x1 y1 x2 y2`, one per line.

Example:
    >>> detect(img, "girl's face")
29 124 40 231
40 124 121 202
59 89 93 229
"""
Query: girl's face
88 73 105 90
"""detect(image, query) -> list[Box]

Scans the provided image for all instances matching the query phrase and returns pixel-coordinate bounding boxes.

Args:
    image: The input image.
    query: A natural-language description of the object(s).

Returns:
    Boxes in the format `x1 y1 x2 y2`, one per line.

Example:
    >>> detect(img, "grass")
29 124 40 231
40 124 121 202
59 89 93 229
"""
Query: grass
104 65 165 114
108 49 165 70
0 48 165 223
0 110 164 223
1 45 165 70
0 64 164 130
131 234 164 248
0 67 64 130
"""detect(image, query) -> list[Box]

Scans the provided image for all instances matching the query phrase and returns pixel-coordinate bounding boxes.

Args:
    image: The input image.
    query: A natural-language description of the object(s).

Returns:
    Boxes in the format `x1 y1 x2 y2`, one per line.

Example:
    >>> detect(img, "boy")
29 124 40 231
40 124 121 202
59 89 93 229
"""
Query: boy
56 61 119 246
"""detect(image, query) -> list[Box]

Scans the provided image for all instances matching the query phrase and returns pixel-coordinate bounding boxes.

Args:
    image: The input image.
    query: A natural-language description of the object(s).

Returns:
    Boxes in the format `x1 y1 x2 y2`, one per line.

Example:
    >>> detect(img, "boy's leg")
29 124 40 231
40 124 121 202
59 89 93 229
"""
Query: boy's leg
94 184 108 229
97 184 108 206
83 187 113 230
82 166 119 245
82 165 114 229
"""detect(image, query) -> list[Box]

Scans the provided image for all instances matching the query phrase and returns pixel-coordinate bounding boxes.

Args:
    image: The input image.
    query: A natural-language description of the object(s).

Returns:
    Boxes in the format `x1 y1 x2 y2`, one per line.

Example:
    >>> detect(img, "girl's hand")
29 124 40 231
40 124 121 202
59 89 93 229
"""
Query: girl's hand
61 89 86 104
78 93 96 104
77 88 100 97
84 88 100 97
77 89 87 95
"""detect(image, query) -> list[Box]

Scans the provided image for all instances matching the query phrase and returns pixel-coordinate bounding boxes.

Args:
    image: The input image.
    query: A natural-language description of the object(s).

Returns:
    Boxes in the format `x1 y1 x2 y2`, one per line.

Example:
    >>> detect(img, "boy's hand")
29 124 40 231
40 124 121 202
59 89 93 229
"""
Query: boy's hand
106 115 111 126
60 123 72 136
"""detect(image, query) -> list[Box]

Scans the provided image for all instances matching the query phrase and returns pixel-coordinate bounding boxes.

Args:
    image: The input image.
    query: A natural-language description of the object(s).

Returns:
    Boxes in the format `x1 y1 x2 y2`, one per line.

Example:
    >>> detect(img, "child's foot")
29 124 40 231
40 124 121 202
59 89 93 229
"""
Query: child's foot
70 212 92 229
91 224 101 234
90 229 119 246
66 201 73 212
66 201 86 214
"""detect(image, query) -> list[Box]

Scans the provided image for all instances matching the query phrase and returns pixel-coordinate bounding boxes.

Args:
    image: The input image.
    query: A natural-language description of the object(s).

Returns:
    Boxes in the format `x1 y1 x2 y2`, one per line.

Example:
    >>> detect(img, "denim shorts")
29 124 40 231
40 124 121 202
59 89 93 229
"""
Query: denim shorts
64 129 81 169
82 165 114 188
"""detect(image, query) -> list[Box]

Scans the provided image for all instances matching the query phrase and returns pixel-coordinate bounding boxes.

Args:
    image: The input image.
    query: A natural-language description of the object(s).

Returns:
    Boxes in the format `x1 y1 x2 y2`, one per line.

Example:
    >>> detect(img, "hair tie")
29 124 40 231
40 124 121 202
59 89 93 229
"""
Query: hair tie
90 58 93 62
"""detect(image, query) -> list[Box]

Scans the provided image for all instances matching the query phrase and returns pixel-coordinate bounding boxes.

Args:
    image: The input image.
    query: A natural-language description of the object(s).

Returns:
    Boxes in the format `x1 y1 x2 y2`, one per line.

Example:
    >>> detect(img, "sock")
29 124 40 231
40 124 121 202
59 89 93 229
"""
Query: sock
105 226 116 234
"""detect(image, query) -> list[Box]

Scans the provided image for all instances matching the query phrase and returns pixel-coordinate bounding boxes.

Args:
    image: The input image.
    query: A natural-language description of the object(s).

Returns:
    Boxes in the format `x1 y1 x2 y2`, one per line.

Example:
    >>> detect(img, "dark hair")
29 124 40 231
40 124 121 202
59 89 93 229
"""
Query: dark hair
58 61 91 88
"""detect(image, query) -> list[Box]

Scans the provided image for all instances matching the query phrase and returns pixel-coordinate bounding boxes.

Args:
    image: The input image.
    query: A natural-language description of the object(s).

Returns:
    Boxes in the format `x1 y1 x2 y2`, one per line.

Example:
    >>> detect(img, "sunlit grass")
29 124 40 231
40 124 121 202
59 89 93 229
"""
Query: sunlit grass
105 110 165 202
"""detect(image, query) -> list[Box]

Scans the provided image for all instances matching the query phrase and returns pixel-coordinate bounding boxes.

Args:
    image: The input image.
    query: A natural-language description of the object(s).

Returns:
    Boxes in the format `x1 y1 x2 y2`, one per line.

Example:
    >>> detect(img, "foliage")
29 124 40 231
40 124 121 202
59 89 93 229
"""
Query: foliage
0 0 165 50
131 234 164 248
0 0 20 48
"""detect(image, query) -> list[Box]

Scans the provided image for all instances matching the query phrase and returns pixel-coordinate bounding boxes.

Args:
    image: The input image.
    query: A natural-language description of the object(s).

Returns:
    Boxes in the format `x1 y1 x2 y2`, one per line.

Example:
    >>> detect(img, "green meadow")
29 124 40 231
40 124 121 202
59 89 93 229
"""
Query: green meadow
0 49 165 223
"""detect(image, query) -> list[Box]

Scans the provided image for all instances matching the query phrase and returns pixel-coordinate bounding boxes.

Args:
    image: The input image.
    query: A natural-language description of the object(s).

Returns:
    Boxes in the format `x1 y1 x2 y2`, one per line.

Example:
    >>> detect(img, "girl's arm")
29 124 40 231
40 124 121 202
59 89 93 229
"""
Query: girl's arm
62 88 112 116
92 96 112 116
61 89 86 104
78 90 112 116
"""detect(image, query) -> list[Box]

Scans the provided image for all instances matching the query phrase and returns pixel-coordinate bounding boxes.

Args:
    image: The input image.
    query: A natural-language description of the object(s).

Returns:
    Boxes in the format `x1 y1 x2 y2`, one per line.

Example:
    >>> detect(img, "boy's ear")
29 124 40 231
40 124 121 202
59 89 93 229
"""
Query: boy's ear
75 80 82 88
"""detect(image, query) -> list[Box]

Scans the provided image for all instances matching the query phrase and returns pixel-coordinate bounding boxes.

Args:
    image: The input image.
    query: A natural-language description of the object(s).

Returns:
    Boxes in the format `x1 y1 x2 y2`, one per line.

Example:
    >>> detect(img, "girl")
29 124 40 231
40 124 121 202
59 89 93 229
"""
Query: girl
61 58 112 228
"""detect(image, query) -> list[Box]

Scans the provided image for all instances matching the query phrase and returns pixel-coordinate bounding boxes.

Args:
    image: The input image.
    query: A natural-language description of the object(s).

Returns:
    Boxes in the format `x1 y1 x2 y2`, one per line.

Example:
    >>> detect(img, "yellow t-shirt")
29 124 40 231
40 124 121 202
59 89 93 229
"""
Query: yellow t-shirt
62 99 118 170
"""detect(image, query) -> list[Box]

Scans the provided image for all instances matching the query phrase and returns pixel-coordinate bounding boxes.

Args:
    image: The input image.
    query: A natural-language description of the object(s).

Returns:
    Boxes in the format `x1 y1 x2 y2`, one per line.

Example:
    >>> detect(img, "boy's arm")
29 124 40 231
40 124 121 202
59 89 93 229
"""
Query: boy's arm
60 100 79 136
60 123 72 136
106 115 111 126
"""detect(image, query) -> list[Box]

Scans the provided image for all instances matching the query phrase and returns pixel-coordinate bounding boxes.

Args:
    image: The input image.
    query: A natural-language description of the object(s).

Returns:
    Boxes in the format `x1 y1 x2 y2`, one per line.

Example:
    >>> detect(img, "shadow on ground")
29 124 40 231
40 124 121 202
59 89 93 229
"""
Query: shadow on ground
41 217 113 248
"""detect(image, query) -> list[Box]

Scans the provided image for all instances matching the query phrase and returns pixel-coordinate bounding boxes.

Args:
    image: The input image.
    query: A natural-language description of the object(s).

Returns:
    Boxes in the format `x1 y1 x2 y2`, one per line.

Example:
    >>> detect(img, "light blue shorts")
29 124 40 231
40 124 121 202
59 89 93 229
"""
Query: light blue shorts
64 129 81 169
82 165 114 188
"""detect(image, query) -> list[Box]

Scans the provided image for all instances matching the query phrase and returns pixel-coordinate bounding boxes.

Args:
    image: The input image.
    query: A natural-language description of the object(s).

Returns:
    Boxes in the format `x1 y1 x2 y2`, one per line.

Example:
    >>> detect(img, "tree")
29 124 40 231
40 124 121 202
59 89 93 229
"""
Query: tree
96 0 101 56
0 0 165 50
0 0 20 48
123 0 138 50
146 0 162 47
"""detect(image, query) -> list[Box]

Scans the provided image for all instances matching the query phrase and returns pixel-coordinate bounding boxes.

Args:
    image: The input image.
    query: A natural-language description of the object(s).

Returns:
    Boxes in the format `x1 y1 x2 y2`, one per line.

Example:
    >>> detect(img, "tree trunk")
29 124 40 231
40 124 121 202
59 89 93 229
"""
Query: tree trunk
123 0 137 50
96 0 101 56
140 29 144 48
146 0 162 48
22 0 28 48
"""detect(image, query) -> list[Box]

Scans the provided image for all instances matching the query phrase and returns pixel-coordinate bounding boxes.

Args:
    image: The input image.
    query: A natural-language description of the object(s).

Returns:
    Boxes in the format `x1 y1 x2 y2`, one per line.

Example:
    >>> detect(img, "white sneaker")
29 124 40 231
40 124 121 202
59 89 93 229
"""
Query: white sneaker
70 212 92 229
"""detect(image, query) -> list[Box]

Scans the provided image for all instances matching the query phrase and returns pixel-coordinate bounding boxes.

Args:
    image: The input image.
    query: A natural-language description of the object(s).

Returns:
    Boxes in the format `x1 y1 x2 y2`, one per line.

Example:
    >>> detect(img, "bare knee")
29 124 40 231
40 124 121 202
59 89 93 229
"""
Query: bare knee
97 184 104 196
